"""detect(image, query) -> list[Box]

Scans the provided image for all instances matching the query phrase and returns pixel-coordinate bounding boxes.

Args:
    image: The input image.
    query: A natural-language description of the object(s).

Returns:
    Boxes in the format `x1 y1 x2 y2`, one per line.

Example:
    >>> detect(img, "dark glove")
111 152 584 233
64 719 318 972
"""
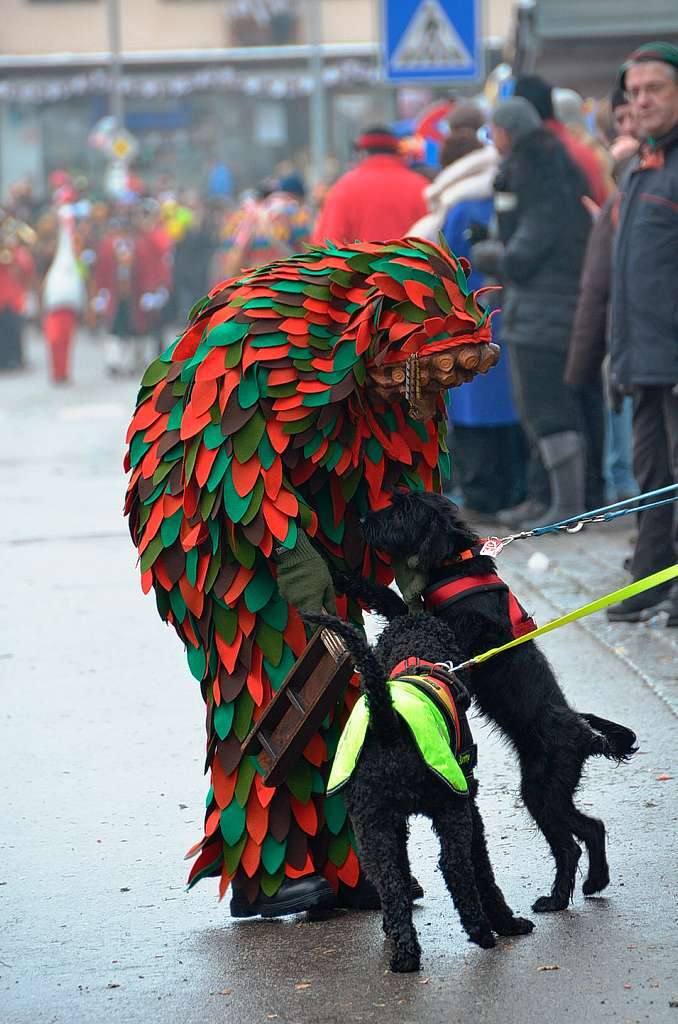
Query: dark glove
463 220 489 246
470 239 505 277
601 354 625 414
275 529 336 613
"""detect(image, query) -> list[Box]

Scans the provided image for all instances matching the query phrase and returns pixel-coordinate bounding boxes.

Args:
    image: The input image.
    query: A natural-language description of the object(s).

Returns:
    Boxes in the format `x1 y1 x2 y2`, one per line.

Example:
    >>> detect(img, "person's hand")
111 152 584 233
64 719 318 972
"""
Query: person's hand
581 195 601 220
392 557 427 612
275 529 336 613
470 239 504 276
606 377 626 415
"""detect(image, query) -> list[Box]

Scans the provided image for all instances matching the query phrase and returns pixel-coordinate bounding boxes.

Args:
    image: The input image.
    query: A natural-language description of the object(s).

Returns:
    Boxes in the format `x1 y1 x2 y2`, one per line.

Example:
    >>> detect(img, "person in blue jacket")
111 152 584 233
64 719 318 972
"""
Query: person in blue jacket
442 132 526 517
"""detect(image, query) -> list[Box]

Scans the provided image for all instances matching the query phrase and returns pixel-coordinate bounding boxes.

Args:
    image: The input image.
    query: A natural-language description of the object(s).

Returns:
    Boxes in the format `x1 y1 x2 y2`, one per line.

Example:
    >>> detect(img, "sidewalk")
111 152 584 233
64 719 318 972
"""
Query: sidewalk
1 335 676 1024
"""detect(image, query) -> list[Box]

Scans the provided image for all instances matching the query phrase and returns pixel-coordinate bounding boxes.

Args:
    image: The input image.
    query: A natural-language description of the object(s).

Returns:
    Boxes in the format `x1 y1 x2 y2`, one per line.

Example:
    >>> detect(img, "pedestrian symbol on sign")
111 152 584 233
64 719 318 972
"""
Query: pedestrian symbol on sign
392 0 473 71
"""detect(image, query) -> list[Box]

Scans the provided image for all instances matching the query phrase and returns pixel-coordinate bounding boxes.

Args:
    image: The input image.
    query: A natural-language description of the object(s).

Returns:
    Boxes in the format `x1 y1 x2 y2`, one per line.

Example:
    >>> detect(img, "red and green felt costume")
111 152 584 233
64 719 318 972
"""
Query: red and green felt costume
123 237 492 902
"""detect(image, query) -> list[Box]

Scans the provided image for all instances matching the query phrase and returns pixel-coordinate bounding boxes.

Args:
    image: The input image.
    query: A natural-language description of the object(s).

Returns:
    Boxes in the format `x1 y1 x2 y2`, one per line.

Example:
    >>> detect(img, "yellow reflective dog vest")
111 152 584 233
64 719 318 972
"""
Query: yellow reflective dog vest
327 676 471 798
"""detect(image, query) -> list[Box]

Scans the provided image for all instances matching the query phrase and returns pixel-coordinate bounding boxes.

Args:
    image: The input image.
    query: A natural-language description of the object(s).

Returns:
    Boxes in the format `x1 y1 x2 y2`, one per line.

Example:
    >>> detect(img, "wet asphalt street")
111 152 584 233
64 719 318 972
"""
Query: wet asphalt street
2 333 677 1024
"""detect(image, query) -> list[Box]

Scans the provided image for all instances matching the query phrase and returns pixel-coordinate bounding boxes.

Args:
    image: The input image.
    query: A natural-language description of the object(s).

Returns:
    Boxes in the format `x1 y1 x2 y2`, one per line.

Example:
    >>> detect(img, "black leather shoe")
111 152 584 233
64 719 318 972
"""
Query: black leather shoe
336 876 424 910
606 586 671 622
230 875 336 919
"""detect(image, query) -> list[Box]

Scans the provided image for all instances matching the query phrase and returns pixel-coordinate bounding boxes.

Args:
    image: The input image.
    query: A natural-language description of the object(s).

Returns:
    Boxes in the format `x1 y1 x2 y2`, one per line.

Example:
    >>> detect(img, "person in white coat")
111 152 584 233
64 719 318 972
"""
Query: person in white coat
409 102 499 241
42 199 85 383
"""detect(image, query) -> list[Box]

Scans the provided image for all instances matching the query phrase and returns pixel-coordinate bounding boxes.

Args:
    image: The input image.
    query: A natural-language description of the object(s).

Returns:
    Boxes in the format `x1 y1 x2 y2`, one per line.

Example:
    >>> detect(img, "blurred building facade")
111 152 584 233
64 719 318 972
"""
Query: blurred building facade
0 0 513 196
1 0 676 198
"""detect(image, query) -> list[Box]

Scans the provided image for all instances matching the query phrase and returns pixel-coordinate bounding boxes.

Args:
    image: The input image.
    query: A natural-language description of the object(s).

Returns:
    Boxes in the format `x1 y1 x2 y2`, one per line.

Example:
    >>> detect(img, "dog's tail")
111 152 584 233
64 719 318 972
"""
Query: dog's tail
581 713 638 762
302 613 400 742
332 570 407 621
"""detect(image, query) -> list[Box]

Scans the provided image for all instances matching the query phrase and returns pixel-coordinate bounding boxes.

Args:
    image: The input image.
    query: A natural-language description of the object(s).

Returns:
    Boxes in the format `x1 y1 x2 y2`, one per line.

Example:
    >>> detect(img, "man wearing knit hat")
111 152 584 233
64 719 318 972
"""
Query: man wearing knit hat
607 42 678 625
472 97 592 529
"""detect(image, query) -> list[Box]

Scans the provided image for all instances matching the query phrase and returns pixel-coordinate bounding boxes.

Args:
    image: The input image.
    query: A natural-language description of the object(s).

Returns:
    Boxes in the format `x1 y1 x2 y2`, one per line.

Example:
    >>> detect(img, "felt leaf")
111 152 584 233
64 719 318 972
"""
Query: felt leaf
261 835 287 875
187 643 206 682
286 760 313 805
213 702 234 740
234 756 257 808
220 798 247 846
323 792 348 836
233 690 255 742
141 358 169 387
328 830 351 867
223 834 247 875
260 864 285 897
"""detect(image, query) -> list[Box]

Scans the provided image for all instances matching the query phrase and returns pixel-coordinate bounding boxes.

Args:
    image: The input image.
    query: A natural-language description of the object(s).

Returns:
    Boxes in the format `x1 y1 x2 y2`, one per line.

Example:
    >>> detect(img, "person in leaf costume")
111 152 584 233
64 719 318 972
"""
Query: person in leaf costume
124 237 498 917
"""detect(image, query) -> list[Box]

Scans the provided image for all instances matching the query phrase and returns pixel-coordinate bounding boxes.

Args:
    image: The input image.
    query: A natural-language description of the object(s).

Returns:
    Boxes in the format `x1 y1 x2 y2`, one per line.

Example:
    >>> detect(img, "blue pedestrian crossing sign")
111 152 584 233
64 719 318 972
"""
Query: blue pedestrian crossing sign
382 0 482 83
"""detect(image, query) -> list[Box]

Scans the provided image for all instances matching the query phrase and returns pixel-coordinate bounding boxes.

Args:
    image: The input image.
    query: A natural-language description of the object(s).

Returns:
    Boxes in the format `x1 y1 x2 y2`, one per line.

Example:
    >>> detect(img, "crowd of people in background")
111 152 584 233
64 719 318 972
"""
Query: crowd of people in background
1 40 676 622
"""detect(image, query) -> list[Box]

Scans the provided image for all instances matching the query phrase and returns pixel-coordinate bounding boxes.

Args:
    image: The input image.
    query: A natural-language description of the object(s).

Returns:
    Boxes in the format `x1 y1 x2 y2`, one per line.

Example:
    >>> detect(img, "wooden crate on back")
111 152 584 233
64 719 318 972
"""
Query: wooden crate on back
241 626 355 788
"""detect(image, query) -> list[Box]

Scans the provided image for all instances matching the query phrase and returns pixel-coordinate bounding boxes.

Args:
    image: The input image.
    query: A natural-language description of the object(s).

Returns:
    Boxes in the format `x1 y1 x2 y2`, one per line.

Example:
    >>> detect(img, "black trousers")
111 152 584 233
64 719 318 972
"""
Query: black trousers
0 308 24 369
508 345 581 507
630 385 678 582
451 423 527 513
572 378 607 509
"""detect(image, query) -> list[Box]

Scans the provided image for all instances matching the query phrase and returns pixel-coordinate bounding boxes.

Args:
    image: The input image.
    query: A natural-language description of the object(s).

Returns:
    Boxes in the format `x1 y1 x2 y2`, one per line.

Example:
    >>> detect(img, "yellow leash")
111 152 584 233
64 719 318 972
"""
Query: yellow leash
442 564 678 673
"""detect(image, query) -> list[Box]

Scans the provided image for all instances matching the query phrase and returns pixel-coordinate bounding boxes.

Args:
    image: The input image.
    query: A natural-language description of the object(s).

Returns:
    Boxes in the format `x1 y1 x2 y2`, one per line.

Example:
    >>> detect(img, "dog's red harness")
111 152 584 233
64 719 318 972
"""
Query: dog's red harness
423 573 537 640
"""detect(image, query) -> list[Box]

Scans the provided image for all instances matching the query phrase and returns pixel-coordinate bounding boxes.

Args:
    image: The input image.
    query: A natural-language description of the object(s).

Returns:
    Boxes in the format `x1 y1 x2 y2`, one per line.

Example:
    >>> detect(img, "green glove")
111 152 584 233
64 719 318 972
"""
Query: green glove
275 530 337 613
393 556 427 613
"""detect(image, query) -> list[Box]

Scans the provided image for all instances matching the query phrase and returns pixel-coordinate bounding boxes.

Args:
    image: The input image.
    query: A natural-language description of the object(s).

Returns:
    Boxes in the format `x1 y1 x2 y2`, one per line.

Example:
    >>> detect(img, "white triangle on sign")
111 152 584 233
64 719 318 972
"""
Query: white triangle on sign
392 0 473 70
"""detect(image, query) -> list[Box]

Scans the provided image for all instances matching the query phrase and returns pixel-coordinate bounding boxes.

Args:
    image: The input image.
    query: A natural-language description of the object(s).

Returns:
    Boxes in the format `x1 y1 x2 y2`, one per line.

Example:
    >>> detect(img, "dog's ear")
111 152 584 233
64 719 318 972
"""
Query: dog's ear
415 522 455 572
413 495 480 571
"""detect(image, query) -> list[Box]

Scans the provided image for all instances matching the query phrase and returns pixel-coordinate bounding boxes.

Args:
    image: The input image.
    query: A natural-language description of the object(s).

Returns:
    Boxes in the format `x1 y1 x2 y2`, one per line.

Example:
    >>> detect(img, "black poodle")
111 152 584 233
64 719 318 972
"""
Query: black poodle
344 490 637 914
305 609 534 973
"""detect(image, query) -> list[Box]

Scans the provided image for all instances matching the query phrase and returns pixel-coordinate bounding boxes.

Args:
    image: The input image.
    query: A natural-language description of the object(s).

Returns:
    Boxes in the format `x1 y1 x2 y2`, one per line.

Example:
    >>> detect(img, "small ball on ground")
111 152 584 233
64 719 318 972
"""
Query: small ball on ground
528 551 550 573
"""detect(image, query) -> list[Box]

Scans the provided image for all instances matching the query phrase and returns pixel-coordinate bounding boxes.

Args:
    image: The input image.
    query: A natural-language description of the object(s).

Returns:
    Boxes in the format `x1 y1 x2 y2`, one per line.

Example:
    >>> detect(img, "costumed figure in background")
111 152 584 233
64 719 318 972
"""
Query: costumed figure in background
94 199 168 376
219 173 312 280
124 238 498 918
0 209 35 372
42 196 86 384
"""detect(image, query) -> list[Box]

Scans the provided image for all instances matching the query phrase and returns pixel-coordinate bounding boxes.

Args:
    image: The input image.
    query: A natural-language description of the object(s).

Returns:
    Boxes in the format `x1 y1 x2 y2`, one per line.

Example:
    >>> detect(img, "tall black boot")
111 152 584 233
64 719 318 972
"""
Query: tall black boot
526 431 586 530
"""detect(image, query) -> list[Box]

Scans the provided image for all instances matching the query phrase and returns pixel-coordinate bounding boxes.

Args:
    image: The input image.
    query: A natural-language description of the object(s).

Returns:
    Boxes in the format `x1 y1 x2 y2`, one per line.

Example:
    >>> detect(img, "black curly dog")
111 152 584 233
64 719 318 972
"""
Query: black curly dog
304 610 534 973
345 490 637 914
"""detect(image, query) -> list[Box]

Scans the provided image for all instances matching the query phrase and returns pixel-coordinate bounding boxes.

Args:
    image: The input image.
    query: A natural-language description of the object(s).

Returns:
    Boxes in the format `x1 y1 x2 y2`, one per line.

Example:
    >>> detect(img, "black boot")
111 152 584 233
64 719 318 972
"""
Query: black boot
496 497 547 530
230 874 336 919
526 431 586 529
606 586 672 622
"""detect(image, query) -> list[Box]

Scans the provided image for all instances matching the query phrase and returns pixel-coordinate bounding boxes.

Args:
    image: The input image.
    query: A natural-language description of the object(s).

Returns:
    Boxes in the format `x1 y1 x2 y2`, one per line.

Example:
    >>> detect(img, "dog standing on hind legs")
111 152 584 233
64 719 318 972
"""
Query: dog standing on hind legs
305 610 534 973
352 490 638 914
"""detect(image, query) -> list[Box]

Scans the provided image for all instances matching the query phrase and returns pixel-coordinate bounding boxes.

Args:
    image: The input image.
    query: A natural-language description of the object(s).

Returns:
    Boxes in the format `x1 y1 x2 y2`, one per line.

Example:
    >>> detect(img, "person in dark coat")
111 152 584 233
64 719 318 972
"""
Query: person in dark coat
606 42 678 624
472 97 592 529
565 85 642 509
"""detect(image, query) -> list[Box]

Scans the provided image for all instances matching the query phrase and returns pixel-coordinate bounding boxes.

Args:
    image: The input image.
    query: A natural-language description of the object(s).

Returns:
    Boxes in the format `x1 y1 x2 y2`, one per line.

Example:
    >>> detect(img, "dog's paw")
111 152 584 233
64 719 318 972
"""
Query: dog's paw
582 868 609 896
389 945 421 973
491 914 535 936
505 915 535 935
468 925 496 949
531 894 570 913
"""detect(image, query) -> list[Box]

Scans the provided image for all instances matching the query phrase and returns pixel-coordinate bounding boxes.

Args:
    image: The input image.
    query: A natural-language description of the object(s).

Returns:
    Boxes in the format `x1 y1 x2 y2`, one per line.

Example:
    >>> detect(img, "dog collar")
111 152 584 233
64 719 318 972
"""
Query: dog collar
445 537 505 563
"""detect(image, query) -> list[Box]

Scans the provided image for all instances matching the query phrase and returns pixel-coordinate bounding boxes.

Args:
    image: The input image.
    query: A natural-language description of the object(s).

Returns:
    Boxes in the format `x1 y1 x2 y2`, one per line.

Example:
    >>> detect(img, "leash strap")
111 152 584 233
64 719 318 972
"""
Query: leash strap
443 563 678 673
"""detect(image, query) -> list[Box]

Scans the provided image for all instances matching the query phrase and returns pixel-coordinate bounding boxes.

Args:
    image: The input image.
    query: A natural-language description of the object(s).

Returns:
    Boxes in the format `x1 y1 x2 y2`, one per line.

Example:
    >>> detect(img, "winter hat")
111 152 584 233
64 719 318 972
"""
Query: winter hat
447 100 486 133
278 172 306 198
619 41 678 89
491 97 541 143
553 88 586 131
513 73 554 120
355 126 400 153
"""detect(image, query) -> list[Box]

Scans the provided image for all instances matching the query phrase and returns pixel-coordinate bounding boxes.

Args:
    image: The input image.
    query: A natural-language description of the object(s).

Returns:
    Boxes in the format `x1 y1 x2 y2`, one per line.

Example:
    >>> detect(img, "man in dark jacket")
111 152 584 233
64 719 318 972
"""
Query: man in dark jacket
473 97 592 528
607 42 678 624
